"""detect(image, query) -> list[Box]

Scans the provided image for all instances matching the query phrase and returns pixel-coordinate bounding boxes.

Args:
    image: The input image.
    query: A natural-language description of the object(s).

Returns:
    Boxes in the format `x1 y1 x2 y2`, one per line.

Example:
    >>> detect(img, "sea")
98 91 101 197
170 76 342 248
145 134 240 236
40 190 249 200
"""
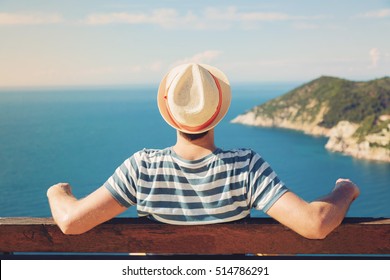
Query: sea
0 83 389 219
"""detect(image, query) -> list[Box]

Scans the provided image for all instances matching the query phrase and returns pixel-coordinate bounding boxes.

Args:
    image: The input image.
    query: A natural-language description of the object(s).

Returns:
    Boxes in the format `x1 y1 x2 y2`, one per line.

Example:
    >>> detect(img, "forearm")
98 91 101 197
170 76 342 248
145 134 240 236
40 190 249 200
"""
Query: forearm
310 181 359 237
47 183 79 232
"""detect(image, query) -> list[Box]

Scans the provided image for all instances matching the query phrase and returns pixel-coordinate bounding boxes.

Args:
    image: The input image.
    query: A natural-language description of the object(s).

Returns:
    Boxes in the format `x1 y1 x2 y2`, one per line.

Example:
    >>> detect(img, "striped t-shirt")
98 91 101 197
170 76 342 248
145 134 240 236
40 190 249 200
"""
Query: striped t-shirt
104 147 288 225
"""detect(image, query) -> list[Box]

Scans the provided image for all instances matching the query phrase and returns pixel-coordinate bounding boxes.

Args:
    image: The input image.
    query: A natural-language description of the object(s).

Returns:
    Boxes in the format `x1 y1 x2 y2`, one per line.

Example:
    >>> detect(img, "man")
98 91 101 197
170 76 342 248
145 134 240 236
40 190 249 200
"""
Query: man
47 63 360 239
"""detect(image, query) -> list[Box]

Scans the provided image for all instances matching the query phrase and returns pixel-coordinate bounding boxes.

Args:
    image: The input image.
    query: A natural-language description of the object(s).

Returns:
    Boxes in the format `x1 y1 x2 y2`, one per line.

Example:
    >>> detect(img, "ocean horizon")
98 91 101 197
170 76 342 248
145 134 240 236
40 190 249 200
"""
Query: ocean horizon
0 83 389 218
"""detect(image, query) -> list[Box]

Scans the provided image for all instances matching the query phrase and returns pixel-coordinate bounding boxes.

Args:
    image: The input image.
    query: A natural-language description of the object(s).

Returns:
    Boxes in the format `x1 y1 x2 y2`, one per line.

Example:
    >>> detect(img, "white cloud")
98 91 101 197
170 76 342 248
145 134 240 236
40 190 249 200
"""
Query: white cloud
4 8 313 29
204 7 291 22
203 6 322 22
369 48 380 68
84 12 149 25
83 6 325 29
357 9 390 18
0 12 63 25
84 9 195 28
192 7 298 30
172 50 222 66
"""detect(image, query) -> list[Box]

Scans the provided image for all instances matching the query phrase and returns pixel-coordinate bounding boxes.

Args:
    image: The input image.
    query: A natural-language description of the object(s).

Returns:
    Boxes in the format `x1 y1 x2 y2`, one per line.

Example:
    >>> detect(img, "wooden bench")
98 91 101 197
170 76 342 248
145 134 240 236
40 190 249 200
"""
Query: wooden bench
1 217 389 255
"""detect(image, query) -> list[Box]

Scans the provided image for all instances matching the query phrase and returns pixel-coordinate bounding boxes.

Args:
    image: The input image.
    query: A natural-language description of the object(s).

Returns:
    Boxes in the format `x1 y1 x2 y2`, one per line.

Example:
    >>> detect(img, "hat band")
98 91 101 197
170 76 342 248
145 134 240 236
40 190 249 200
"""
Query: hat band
165 72 223 133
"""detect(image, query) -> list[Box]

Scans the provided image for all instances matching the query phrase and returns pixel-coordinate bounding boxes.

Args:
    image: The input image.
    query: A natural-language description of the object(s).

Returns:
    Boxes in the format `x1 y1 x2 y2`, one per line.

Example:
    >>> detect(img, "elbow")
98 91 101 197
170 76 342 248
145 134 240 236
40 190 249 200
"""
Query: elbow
300 217 334 240
302 225 329 240
55 215 75 235
55 215 86 235
59 224 81 235
298 204 344 240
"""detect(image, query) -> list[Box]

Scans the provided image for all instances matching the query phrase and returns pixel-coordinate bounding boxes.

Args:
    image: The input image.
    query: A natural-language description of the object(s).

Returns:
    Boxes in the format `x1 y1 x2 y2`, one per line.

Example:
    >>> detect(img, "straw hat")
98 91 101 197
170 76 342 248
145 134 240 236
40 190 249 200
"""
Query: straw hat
157 63 231 134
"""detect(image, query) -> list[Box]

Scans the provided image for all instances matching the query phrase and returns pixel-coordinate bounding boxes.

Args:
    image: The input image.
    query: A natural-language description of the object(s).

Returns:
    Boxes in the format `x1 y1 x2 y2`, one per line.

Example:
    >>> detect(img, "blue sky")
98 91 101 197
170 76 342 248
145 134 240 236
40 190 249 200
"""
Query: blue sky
1 0 389 87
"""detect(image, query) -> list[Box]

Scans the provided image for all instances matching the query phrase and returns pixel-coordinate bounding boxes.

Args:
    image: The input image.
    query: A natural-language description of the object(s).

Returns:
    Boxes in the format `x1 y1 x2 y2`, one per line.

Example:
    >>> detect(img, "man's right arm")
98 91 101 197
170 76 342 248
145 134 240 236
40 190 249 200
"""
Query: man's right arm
266 178 360 239
47 183 127 235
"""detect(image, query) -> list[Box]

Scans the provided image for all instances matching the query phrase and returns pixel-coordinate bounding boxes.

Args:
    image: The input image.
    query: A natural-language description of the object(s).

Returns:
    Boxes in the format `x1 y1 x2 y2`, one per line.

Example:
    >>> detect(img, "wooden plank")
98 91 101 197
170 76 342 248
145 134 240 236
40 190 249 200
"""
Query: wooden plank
0 217 389 254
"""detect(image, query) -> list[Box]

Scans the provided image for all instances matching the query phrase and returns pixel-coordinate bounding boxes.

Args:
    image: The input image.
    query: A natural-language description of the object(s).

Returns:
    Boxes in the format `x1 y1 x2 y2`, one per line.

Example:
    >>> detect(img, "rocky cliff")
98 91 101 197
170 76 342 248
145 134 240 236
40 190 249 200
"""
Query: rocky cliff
231 76 390 162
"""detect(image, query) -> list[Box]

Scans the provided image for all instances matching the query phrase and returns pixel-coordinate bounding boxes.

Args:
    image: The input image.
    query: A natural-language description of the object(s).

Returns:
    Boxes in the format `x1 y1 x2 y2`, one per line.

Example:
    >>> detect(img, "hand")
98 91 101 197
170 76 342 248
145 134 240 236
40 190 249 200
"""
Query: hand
47 182 73 198
334 178 360 201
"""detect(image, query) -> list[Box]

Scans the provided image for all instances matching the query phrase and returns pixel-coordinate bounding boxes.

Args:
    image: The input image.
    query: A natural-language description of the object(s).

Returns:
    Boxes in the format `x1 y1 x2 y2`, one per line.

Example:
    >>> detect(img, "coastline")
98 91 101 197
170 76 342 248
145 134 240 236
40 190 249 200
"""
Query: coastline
231 113 390 163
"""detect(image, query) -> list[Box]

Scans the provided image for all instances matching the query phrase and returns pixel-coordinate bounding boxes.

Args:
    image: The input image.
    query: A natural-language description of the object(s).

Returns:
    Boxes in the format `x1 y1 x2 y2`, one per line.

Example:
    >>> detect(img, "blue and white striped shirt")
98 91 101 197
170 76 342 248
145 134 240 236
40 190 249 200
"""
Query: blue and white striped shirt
104 147 288 225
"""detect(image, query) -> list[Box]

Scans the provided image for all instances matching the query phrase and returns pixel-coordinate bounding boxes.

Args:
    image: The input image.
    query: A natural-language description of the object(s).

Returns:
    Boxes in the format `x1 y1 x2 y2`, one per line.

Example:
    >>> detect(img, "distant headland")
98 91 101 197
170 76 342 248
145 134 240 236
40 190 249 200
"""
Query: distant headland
231 76 390 162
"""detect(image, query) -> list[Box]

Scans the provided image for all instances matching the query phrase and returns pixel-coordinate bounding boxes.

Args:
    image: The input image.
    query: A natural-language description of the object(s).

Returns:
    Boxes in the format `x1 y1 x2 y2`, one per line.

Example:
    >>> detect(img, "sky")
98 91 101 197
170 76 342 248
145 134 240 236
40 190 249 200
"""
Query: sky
1 0 390 88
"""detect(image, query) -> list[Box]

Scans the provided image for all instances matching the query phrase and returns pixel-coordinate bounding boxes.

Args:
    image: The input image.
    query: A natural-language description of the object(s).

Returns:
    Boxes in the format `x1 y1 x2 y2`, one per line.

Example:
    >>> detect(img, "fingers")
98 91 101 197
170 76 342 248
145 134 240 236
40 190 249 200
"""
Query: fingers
47 182 73 196
334 178 360 201
335 178 352 185
335 178 356 188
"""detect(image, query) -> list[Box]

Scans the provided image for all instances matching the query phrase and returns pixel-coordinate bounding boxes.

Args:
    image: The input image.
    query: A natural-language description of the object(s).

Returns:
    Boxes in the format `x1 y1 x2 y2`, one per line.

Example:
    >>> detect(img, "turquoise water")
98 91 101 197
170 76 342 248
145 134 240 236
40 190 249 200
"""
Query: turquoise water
0 84 389 218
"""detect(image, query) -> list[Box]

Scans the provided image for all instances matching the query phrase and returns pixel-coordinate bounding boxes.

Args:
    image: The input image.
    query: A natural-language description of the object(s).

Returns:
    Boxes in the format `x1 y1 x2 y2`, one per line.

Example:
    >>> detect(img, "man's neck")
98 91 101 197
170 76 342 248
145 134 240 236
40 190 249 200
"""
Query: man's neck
173 129 217 161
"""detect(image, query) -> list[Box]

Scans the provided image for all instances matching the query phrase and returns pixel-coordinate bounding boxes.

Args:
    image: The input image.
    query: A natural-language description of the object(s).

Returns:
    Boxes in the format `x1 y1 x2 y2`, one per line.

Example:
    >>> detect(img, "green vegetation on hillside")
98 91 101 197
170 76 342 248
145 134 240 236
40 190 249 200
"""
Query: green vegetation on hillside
252 76 390 138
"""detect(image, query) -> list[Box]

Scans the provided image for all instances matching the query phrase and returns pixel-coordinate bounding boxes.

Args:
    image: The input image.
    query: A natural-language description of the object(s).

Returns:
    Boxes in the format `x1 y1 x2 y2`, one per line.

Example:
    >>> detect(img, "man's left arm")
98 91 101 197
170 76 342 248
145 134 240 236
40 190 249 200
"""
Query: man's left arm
266 179 360 239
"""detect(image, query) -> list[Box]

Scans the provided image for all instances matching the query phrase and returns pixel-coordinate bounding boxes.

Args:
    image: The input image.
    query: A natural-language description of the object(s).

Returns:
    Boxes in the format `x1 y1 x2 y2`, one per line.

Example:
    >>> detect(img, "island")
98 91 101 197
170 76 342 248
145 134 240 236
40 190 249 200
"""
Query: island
231 76 390 162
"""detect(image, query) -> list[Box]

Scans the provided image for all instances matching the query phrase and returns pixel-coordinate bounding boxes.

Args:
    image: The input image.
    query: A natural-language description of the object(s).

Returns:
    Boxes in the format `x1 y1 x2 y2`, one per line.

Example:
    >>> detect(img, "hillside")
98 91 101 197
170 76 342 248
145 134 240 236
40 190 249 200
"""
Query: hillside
231 76 390 162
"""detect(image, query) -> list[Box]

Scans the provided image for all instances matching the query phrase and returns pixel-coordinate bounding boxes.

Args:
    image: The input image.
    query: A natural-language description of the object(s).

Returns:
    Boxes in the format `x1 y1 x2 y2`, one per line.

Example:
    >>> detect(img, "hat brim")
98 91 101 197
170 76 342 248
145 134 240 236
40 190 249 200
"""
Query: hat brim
157 64 231 134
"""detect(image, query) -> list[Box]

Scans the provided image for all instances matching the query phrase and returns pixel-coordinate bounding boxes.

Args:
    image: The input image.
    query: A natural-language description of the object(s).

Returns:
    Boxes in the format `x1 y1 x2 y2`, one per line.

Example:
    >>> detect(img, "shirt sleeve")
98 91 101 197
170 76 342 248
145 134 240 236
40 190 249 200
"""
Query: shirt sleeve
103 155 138 208
248 152 289 213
